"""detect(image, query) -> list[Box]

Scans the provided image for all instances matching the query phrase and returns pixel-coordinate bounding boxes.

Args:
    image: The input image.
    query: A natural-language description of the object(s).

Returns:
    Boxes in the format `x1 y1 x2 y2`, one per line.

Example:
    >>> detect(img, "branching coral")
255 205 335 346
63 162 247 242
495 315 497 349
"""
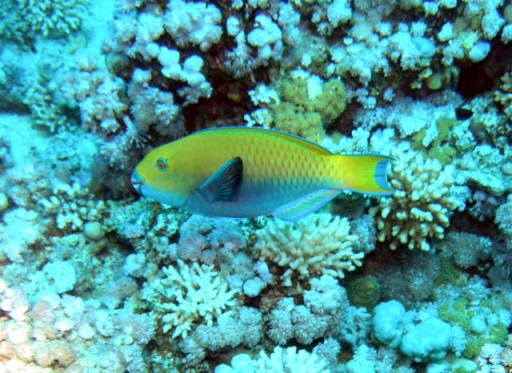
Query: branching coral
215 346 330 373
371 143 467 251
177 215 248 264
477 336 512 372
0 0 89 44
61 51 185 169
247 70 346 141
255 213 363 286
17 0 89 38
266 275 352 346
106 199 185 263
142 260 239 338
23 69 68 132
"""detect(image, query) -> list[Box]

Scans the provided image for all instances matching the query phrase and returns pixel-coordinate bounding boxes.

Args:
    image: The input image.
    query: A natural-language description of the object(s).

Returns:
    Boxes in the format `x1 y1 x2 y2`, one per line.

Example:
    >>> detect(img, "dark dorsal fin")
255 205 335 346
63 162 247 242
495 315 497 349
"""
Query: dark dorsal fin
198 157 243 202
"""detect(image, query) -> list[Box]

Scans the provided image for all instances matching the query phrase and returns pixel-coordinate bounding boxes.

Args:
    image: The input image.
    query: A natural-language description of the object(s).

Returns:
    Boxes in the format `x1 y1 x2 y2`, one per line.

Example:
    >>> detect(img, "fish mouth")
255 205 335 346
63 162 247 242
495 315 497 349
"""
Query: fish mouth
131 170 144 194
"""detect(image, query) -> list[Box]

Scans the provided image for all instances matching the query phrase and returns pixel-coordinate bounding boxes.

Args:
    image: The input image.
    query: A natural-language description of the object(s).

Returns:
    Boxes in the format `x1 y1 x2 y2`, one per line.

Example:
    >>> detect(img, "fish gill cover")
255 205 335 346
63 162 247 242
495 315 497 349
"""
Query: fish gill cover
0 0 511 372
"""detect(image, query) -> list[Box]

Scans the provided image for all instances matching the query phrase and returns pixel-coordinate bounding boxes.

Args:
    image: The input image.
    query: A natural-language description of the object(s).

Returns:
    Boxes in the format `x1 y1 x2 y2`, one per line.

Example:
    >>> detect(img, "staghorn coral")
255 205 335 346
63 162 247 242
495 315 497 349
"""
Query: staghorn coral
142 260 239 339
254 213 363 286
371 143 467 251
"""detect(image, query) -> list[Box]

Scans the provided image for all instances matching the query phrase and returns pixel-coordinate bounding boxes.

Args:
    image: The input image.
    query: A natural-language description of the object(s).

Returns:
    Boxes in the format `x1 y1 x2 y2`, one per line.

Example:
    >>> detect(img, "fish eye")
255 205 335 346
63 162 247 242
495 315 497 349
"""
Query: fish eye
155 158 169 171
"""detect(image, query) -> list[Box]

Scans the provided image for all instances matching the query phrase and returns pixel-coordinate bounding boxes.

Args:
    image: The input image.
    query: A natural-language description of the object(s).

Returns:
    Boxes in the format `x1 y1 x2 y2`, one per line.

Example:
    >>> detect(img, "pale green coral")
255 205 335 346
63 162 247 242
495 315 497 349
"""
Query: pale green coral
271 71 346 142
413 116 459 165
438 298 509 359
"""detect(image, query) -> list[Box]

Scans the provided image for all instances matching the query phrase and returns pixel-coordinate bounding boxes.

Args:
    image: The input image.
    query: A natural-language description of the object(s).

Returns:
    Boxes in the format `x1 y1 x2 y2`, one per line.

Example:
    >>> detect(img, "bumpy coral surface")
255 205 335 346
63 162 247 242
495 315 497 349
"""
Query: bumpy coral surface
1 0 512 371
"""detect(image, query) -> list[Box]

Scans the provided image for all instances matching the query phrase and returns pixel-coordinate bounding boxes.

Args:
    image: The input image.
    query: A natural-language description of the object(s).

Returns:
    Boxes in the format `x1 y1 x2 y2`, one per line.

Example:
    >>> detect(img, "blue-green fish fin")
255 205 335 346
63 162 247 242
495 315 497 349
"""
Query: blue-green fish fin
198 157 243 202
272 188 341 222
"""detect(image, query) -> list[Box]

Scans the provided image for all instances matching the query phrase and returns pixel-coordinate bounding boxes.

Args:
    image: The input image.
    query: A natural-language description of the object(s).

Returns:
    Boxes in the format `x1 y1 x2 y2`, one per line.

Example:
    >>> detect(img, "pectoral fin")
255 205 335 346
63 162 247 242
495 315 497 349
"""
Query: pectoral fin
198 157 243 202
272 188 341 222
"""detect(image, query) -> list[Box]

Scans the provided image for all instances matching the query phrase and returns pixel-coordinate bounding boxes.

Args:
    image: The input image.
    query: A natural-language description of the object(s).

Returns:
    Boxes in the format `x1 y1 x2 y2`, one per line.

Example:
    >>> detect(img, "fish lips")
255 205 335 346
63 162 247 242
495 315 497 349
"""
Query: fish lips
131 170 187 207
131 170 144 194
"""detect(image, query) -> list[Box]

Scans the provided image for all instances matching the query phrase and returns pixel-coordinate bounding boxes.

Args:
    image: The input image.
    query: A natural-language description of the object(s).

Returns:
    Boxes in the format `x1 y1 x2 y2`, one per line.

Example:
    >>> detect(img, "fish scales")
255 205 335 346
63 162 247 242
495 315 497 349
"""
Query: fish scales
188 129 332 216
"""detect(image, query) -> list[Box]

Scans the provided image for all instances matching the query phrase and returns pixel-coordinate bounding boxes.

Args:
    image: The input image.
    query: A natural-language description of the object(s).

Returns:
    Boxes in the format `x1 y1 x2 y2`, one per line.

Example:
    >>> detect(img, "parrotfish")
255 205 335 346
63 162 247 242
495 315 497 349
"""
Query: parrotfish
131 127 393 221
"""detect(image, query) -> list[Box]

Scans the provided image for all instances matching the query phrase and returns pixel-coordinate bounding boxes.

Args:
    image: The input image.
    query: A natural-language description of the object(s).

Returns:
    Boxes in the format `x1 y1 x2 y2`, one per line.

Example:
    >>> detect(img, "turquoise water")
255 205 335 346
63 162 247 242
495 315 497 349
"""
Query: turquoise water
0 0 511 371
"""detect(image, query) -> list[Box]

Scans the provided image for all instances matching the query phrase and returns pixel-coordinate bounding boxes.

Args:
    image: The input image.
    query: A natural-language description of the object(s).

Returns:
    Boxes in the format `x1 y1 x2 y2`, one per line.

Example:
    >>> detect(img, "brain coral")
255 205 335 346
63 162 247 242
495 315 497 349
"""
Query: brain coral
254 213 363 286
371 143 467 251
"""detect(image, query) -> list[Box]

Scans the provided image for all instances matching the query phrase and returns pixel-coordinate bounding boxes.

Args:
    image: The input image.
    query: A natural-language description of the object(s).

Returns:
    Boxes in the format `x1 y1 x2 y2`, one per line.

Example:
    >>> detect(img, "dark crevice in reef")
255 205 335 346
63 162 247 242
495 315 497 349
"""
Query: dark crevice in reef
456 39 512 98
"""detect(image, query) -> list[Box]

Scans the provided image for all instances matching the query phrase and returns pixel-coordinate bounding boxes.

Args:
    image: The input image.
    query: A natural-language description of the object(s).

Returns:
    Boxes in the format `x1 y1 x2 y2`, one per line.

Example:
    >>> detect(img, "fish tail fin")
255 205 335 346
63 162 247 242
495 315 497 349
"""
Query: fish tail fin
334 154 394 196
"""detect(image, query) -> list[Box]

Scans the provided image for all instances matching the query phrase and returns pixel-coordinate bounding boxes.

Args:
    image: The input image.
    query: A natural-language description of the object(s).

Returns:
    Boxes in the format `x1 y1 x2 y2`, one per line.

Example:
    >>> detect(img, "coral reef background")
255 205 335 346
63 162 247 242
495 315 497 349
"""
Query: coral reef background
0 0 512 371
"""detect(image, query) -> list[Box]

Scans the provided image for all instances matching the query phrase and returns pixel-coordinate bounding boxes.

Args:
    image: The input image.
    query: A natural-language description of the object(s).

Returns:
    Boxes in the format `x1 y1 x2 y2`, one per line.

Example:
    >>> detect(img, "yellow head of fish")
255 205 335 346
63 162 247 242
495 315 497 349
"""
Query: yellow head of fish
131 141 197 207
